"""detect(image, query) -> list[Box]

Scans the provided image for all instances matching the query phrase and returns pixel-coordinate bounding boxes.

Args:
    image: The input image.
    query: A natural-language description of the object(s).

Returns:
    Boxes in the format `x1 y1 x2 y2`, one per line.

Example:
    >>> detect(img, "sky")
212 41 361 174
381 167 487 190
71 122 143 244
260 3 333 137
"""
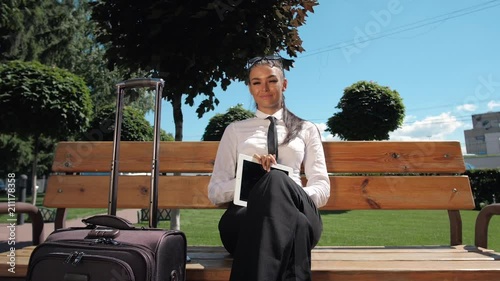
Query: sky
147 0 500 153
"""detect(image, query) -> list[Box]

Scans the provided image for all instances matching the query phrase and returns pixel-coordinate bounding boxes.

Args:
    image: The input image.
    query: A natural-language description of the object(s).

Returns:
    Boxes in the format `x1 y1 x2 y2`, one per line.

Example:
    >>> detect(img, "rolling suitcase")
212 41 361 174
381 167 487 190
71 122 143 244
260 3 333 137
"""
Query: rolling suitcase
26 78 187 281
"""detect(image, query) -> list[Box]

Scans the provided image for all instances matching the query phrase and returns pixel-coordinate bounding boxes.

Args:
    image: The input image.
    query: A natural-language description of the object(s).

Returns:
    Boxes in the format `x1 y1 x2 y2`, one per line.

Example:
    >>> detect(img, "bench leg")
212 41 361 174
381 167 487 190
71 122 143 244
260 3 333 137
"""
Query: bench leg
448 210 463 246
475 203 500 248
54 208 67 230
0 202 44 245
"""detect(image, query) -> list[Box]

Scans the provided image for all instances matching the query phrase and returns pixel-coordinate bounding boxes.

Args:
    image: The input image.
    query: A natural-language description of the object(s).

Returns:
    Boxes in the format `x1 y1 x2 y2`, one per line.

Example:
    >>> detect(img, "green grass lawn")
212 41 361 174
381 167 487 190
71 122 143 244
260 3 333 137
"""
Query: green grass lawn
150 209 500 251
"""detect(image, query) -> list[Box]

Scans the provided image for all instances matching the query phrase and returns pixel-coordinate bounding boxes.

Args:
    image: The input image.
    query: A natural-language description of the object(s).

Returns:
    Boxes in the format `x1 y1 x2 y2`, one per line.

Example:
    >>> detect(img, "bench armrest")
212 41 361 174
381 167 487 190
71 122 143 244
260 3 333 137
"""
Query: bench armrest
475 203 500 248
0 202 44 245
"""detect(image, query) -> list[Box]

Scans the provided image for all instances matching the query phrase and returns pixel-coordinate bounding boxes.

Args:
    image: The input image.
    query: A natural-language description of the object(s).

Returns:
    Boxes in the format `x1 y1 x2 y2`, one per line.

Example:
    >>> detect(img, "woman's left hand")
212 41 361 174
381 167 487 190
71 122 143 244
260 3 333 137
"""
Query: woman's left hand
253 154 277 172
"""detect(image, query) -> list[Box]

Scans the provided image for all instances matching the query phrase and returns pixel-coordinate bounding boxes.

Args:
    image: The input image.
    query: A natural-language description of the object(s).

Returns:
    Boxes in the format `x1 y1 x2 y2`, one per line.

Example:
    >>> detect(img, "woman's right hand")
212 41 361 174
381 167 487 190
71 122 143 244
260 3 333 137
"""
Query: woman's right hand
253 154 277 172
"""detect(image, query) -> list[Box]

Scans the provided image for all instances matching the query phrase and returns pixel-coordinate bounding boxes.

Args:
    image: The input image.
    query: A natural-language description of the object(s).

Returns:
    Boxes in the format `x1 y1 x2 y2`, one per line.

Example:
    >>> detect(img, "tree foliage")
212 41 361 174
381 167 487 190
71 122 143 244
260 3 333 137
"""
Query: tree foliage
326 81 405 140
0 60 93 138
0 134 32 175
0 60 93 202
91 0 318 140
465 169 500 210
0 0 154 114
82 104 174 142
1 0 79 63
202 104 255 141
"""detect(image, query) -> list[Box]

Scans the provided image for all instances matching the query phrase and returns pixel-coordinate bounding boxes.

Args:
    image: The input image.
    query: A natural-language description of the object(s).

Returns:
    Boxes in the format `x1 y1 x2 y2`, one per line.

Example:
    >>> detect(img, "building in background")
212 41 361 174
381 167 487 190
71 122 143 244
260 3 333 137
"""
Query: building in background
464 111 500 155
463 111 500 169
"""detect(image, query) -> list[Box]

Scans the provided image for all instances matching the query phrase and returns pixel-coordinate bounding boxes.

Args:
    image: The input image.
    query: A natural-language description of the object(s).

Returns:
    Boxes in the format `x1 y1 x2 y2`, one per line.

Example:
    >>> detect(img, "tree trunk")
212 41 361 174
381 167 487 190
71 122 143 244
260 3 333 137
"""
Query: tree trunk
172 93 184 141
170 93 184 230
31 135 40 205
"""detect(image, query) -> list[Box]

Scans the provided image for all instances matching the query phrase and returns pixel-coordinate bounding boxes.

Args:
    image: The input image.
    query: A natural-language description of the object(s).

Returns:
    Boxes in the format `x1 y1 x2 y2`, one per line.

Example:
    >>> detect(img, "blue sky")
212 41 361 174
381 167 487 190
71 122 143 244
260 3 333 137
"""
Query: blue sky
148 0 500 153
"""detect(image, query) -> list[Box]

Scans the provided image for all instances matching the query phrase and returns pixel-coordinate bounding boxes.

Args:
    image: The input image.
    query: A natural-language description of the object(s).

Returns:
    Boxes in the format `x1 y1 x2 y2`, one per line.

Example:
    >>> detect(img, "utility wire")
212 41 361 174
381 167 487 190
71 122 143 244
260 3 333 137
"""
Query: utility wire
298 0 500 59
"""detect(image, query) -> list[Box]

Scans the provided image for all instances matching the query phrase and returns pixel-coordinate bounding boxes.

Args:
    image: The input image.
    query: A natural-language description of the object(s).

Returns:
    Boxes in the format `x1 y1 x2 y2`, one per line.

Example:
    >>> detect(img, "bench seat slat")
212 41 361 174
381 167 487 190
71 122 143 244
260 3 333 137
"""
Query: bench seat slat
311 260 500 270
186 246 500 262
188 251 497 261
188 245 491 253
44 175 474 210
186 261 500 281
2 246 499 281
51 141 466 174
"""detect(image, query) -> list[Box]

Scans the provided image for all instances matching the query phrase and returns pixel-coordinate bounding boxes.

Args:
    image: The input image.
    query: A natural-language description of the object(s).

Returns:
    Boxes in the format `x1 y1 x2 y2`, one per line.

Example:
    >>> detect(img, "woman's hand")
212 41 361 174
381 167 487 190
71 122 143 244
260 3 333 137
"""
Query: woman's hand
253 154 277 172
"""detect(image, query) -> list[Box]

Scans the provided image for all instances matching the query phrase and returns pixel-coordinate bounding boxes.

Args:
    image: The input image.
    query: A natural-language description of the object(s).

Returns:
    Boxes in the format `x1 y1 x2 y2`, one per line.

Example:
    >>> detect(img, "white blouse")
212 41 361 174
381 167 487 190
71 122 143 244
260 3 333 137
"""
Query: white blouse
207 109 331 208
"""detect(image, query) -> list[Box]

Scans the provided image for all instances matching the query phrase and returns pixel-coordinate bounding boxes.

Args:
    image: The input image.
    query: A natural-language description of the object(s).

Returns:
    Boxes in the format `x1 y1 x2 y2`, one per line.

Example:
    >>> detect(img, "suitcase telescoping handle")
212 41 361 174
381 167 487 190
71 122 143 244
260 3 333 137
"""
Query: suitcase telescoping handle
110 78 165 228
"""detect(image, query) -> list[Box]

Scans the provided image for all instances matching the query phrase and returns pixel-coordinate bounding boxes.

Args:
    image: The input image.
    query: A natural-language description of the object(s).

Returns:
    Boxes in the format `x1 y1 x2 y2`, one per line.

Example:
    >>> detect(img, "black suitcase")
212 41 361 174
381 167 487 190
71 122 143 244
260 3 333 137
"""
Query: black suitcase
26 78 187 281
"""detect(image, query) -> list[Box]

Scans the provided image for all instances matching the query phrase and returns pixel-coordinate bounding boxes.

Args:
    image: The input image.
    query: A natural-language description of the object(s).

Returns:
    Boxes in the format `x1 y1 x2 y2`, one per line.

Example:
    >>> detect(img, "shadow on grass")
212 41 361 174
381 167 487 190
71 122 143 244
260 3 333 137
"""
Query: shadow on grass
320 210 349 215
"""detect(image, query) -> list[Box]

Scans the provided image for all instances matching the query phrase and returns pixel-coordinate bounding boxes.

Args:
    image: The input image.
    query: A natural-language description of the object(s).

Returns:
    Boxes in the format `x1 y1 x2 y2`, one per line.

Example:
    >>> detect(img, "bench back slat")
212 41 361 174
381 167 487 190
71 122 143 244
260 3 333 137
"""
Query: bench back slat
51 141 466 174
323 141 465 173
45 140 473 211
44 175 474 210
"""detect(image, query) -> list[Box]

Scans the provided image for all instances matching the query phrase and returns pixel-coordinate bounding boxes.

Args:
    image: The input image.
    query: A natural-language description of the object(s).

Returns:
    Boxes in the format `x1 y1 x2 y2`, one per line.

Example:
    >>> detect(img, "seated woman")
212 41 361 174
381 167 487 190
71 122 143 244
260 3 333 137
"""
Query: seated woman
208 55 330 281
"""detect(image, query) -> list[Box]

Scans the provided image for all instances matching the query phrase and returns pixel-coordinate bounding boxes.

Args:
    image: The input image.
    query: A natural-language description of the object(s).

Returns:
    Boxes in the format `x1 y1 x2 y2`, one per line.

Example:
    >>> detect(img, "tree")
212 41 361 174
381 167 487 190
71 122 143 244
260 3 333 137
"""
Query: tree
0 134 32 176
91 0 318 140
202 104 255 141
91 0 318 230
0 0 39 61
326 81 405 140
0 0 155 114
0 60 93 204
1 0 80 63
1 1 157 185
82 104 174 142
0 134 56 180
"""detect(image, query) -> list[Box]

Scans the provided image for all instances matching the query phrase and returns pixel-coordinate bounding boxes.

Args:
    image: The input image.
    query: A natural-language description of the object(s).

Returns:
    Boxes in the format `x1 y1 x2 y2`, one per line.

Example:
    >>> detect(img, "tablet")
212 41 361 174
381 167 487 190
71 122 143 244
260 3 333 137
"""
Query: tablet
233 153 293 207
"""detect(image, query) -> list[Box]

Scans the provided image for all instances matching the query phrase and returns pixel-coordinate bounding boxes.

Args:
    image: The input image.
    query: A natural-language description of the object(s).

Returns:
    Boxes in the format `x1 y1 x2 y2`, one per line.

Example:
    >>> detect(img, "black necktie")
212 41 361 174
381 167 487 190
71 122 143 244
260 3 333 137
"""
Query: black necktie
267 116 278 160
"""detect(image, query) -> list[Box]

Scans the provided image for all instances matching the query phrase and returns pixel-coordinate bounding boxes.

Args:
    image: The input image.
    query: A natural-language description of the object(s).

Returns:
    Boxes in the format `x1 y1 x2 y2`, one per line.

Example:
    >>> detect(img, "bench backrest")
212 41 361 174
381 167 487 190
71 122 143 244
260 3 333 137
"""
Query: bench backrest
45 141 474 211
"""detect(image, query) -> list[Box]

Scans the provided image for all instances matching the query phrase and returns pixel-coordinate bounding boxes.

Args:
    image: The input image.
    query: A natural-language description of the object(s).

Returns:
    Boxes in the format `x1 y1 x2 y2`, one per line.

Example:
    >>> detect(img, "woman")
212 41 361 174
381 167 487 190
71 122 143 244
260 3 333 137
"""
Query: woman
207 55 330 281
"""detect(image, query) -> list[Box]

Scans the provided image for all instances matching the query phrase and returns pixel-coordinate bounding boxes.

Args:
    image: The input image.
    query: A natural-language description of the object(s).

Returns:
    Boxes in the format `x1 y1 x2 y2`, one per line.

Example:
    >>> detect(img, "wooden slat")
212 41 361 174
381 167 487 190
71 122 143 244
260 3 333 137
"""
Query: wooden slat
44 175 215 209
2 246 499 281
190 244 500 255
187 250 496 261
51 141 218 173
326 175 473 210
183 246 500 281
51 141 466 174
323 141 465 173
188 245 496 254
44 175 474 210
186 265 500 281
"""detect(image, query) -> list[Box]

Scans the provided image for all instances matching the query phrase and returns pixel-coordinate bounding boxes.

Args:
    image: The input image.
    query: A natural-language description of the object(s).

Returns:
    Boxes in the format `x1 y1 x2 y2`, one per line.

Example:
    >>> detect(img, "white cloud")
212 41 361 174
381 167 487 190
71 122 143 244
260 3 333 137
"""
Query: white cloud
315 122 340 141
487 100 500 110
456 103 477 112
403 115 417 122
390 112 465 141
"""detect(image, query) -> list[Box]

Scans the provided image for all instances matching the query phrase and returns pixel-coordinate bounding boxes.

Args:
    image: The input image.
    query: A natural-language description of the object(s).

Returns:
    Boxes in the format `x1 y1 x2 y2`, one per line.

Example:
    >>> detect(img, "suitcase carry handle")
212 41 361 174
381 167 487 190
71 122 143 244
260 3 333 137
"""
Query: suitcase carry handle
82 215 136 230
111 78 164 228
115 78 163 89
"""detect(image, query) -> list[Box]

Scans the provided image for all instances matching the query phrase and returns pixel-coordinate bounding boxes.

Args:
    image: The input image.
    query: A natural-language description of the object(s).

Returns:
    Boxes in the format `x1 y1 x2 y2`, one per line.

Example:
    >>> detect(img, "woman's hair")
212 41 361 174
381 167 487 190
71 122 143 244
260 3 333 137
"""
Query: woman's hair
247 57 304 145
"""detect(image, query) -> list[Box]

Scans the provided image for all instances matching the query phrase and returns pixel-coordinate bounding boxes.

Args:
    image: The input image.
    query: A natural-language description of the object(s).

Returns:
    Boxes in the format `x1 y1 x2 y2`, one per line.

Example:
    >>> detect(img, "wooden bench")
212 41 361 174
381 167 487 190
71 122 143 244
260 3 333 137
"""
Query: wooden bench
2 140 500 280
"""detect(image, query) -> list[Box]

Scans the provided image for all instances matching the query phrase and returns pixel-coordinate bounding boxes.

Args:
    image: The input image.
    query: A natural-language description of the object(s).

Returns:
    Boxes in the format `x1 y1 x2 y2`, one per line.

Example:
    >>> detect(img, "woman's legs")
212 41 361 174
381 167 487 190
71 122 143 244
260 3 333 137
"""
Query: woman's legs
218 170 322 281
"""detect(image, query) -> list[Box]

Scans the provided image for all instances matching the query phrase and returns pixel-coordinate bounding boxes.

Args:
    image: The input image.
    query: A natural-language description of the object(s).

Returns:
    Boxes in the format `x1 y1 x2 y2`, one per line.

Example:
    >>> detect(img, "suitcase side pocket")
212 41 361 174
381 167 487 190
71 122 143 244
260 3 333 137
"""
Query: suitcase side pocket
28 252 136 281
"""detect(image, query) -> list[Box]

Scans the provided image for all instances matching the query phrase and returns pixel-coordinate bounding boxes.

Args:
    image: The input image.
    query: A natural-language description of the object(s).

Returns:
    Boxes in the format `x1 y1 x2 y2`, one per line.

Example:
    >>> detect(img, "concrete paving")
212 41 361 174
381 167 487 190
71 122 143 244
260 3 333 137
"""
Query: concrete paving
0 208 140 252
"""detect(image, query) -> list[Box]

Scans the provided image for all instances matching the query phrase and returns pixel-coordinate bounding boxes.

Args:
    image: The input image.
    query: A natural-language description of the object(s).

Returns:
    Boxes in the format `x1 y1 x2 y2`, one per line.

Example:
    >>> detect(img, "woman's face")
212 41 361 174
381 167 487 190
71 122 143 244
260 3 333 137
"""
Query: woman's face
248 64 287 115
